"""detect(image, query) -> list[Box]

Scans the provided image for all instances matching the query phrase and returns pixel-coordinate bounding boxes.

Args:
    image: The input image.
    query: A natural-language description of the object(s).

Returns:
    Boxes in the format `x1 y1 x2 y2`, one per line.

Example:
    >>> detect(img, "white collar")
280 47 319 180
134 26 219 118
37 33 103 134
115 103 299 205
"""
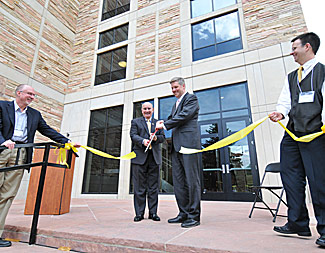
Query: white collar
301 58 317 72
14 100 27 113
177 92 187 103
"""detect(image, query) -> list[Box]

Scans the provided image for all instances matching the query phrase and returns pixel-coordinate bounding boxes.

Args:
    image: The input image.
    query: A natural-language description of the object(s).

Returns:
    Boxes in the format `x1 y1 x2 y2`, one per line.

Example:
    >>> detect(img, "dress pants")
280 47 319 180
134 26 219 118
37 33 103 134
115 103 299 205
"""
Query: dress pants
0 148 26 236
171 151 201 221
132 151 159 216
280 132 325 235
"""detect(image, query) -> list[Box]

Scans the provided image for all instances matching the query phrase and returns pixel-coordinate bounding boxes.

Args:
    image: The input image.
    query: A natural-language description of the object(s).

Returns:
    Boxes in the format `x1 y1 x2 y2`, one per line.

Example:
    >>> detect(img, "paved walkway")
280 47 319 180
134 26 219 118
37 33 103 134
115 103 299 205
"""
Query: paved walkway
1 199 324 252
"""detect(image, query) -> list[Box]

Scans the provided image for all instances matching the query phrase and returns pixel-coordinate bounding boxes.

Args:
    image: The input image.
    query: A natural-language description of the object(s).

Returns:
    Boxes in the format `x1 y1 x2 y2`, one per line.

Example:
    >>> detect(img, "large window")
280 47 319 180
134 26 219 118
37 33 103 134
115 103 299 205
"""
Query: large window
191 0 237 18
192 11 242 61
98 24 128 49
102 0 130 21
159 96 177 193
82 106 124 194
95 46 127 85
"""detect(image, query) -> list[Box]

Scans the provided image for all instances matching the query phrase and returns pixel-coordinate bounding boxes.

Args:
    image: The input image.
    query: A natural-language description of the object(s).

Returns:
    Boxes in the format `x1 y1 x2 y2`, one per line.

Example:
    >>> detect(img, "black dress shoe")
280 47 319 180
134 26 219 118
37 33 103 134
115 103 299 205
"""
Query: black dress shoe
168 216 186 223
148 214 161 221
316 235 325 247
0 238 12 247
181 218 200 228
273 223 311 236
134 215 144 222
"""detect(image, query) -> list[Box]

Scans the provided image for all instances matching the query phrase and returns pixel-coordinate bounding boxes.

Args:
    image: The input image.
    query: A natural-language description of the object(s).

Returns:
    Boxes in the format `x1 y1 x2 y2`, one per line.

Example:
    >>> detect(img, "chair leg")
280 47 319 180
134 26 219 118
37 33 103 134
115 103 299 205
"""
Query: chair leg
272 188 285 222
249 189 261 218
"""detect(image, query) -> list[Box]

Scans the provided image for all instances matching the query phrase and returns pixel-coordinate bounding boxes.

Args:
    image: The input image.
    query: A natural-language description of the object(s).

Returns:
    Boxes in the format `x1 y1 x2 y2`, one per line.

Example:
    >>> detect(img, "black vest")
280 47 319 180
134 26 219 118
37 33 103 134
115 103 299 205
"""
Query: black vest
287 62 325 133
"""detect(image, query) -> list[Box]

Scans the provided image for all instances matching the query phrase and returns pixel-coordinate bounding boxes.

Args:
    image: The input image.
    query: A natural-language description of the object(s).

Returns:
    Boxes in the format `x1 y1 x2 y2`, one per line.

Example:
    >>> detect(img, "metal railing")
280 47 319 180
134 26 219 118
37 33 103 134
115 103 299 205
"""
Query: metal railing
0 142 75 245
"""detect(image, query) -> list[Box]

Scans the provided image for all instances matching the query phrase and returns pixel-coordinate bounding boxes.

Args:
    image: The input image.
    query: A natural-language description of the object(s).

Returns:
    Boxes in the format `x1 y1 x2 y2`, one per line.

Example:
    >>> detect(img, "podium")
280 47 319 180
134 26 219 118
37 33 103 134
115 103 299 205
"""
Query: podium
24 147 77 215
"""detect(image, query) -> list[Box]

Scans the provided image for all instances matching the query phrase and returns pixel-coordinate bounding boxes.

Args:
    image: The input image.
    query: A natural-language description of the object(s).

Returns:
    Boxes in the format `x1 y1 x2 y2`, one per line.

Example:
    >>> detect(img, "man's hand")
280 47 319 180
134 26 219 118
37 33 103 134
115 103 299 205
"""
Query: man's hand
155 120 165 129
150 133 157 141
143 139 150 147
1 140 15 149
269 112 284 122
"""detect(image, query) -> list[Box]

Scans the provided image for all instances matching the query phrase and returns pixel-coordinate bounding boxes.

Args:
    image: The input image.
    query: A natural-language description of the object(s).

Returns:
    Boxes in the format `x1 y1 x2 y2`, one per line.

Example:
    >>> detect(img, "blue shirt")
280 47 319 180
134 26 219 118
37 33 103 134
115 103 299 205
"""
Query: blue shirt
11 100 28 142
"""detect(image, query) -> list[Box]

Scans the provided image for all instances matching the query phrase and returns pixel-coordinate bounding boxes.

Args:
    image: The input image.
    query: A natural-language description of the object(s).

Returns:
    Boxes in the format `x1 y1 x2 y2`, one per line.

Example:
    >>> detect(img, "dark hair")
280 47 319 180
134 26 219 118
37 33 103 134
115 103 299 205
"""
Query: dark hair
291 32 320 55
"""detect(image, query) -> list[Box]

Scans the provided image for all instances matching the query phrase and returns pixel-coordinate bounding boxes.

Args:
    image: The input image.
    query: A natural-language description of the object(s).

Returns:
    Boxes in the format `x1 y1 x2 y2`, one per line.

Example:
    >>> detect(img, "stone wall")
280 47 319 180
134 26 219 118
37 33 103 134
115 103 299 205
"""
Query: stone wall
243 0 307 50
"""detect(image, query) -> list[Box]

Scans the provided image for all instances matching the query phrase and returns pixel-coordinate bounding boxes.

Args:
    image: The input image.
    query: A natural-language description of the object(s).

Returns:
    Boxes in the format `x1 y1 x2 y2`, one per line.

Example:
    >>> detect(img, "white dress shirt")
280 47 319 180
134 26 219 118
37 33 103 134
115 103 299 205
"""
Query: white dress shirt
276 58 325 124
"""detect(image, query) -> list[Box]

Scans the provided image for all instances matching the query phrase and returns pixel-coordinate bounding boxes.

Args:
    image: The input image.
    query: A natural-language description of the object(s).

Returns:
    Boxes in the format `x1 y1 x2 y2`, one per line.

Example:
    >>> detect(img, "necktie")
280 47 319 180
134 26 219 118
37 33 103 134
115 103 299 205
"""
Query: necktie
298 66 303 83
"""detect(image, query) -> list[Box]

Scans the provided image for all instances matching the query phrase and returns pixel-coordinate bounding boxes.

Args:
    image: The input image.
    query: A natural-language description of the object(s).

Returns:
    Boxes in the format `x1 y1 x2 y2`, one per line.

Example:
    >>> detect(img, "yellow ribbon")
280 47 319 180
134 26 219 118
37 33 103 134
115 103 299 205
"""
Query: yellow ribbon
180 116 325 154
57 143 136 167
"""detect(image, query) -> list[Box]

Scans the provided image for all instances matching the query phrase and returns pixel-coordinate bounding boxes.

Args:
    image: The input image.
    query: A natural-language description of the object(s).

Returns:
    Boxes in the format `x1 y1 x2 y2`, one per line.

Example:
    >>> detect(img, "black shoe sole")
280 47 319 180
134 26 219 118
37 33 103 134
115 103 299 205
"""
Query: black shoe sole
316 240 325 247
273 228 311 237
181 221 200 228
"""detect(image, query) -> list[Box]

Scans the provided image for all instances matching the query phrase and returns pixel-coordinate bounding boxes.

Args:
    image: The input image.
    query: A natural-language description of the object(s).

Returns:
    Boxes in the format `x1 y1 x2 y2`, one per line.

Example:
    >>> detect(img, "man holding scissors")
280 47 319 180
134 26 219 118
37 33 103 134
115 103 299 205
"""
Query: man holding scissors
130 102 165 222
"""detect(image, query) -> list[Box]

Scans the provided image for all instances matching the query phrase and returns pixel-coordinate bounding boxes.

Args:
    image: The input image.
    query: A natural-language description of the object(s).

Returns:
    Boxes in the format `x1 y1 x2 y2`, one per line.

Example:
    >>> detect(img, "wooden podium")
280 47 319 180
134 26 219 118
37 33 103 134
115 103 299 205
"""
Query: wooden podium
24 147 77 215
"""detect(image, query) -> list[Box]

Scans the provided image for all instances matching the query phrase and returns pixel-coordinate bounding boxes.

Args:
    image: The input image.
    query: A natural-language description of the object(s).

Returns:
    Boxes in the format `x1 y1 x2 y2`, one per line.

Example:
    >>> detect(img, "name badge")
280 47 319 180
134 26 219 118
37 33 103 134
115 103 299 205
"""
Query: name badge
298 91 315 103
13 129 24 137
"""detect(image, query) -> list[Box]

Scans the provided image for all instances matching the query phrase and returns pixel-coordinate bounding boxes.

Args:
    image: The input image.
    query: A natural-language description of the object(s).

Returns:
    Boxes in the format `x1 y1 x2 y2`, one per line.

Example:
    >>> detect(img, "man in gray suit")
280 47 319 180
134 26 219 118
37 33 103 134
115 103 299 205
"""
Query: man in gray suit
130 102 165 222
156 77 201 228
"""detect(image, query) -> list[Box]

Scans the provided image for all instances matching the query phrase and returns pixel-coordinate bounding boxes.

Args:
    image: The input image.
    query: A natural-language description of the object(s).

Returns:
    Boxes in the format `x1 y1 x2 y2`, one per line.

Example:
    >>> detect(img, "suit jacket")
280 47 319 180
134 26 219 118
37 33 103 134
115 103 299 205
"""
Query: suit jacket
164 92 200 152
130 117 165 165
0 100 69 163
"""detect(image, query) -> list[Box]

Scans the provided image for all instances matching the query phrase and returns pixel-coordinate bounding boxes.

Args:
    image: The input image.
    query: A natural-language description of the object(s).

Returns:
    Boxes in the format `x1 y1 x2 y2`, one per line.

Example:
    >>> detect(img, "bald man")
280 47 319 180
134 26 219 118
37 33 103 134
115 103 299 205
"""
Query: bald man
130 102 165 222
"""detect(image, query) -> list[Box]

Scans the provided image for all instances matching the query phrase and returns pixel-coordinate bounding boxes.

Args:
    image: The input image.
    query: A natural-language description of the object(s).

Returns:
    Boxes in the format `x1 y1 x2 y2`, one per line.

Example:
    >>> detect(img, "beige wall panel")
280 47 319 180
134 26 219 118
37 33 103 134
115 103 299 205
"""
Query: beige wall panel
48 0 79 33
34 42 70 93
0 15 37 76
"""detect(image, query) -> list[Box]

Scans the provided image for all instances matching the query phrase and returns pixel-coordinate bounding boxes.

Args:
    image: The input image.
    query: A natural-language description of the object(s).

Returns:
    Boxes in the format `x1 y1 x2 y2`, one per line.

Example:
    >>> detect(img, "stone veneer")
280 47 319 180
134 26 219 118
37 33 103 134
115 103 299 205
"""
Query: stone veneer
243 0 307 50
134 35 156 78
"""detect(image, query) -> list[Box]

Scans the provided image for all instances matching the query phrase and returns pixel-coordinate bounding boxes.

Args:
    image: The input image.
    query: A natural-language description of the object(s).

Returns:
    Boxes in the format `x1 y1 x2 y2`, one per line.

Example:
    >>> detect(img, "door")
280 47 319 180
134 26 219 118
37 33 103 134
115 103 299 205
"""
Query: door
196 83 259 201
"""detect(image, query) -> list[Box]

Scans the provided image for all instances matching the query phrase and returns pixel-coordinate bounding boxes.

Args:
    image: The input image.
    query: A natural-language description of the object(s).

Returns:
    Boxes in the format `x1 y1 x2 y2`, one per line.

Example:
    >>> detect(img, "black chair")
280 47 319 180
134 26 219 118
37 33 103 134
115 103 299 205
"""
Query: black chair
249 162 288 222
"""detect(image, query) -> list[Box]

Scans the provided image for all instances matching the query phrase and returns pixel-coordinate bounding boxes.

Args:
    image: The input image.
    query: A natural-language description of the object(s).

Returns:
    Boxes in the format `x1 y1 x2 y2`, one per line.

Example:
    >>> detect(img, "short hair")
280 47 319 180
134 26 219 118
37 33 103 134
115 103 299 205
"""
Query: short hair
291 32 320 55
15 84 28 95
170 77 185 85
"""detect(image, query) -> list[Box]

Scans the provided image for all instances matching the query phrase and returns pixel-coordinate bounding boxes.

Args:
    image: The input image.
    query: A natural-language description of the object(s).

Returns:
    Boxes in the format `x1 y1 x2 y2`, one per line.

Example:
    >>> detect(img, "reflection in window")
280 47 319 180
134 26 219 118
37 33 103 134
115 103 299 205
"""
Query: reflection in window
191 0 237 18
99 24 128 49
192 11 242 61
158 96 177 193
220 83 247 111
95 46 127 85
102 0 130 21
82 106 123 193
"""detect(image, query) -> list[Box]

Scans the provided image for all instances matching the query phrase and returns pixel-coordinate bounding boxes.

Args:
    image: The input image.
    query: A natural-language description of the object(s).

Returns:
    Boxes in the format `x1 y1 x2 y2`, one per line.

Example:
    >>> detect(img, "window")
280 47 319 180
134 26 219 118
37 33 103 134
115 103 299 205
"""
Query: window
192 11 242 61
158 96 177 193
102 0 130 21
82 105 124 194
191 0 237 18
98 24 128 49
95 46 127 85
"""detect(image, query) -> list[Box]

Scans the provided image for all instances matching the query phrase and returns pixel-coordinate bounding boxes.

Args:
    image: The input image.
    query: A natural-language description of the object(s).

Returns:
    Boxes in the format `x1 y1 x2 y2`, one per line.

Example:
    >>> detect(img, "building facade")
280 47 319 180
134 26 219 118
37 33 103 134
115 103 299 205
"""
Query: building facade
0 0 309 203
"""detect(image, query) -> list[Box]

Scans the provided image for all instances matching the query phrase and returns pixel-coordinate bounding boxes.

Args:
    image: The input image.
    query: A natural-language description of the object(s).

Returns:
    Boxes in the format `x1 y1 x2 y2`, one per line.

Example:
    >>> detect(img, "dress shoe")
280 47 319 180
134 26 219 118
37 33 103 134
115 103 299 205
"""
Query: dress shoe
181 218 200 228
134 215 144 222
273 223 311 236
316 235 325 247
168 216 186 223
0 238 12 247
148 214 160 221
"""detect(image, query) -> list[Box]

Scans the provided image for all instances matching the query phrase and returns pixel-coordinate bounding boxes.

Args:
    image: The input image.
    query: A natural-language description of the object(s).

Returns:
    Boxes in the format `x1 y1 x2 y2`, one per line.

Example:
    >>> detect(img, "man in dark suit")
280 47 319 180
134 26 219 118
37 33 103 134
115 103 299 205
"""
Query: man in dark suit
0 84 80 247
130 102 165 222
156 77 201 228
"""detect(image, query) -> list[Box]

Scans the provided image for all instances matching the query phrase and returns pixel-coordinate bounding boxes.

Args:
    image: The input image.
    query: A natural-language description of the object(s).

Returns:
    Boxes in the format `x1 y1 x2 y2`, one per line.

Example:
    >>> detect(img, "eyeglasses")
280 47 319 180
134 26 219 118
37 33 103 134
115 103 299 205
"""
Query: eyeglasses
19 91 37 98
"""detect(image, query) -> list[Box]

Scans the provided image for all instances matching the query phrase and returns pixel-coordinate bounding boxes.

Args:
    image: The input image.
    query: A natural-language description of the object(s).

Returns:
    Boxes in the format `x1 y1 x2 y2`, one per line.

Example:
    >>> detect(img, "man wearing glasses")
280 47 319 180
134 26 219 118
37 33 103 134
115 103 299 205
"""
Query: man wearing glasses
0 84 80 247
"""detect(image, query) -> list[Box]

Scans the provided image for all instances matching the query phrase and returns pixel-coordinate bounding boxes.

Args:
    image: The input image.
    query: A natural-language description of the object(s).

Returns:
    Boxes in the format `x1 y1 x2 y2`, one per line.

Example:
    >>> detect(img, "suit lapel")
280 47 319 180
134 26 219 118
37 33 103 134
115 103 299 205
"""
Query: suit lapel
26 107 32 138
141 117 150 135
7 101 15 126
173 92 188 116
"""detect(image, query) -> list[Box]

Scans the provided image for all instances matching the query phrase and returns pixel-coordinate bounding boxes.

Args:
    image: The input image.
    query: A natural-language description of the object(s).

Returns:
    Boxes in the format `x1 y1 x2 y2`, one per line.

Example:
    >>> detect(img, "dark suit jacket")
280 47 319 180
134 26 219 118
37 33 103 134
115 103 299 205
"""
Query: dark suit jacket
164 92 200 152
0 100 69 163
130 117 165 165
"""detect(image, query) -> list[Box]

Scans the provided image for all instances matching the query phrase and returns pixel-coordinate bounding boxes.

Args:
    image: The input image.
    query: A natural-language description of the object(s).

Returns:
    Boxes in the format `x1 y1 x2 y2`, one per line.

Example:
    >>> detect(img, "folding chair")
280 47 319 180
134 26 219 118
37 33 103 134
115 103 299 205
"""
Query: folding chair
248 162 288 222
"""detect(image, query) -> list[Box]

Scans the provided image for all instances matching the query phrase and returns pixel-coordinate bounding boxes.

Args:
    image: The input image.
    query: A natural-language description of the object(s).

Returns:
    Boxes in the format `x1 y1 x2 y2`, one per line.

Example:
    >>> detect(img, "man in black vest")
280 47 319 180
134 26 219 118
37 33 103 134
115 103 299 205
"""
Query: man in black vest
130 102 165 222
270 32 325 247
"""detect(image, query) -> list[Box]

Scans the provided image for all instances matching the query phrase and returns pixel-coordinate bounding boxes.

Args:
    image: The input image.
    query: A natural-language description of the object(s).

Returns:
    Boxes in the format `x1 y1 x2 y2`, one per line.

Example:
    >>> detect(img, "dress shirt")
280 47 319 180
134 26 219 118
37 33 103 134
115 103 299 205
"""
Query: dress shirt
176 92 186 109
276 58 325 124
12 100 28 142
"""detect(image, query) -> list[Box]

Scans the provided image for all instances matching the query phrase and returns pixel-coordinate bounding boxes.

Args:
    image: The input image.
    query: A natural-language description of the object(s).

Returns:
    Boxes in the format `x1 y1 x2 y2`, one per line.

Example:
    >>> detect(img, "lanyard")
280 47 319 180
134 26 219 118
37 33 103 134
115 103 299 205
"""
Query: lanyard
296 68 314 93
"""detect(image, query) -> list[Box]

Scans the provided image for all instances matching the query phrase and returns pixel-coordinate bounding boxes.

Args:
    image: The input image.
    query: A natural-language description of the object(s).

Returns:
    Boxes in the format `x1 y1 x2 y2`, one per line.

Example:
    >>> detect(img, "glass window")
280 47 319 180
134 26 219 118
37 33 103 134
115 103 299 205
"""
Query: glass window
95 46 127 85
102 0 130 21
191 0 237 18
99 24 128 49
220 83 248 111
192 11 242 61
82 105 124 194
